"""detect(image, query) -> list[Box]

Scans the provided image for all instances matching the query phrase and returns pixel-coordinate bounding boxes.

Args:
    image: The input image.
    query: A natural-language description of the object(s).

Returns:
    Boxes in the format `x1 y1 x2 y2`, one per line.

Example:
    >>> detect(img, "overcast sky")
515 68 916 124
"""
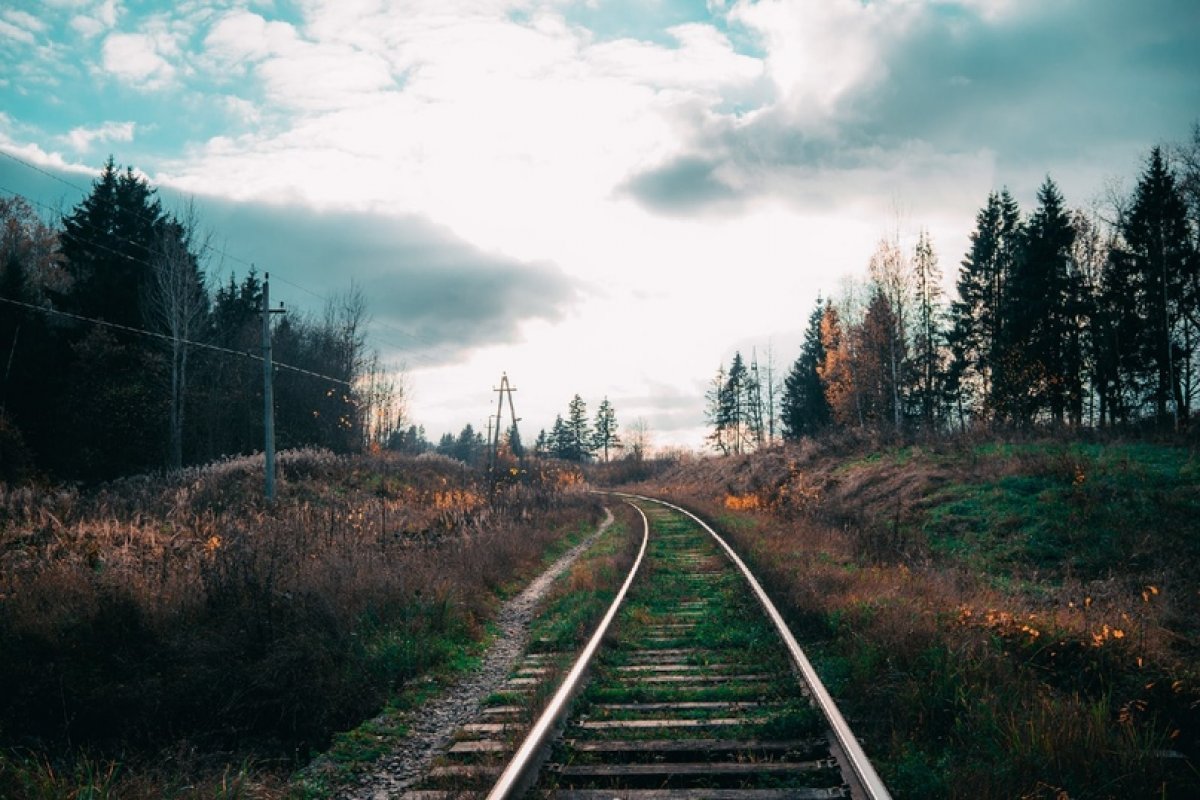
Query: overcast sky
2 0 1198 450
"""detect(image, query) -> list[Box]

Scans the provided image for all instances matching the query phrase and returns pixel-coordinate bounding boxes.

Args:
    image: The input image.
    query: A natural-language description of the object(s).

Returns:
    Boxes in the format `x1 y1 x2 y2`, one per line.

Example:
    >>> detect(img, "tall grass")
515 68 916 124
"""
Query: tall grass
638 433 1199 798
0 449 597 797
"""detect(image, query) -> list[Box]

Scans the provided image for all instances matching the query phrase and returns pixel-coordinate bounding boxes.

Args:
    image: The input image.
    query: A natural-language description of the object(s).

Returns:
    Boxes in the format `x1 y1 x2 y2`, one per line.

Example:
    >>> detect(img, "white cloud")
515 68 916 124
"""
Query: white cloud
257 44 395 111
727 0 916 127
95 0 118 28
3 9 47 34
70 15 105 39
0 19 35 45
221 95 262 125
47 0 1192 447
203 9 299 66
67 0 119 36
101 32 176 88
62 120 135 152
588 23 762 93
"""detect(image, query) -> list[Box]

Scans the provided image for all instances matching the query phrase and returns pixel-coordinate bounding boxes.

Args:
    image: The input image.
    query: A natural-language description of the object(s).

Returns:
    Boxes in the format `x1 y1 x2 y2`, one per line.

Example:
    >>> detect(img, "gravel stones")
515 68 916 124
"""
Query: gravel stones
341 508 614 800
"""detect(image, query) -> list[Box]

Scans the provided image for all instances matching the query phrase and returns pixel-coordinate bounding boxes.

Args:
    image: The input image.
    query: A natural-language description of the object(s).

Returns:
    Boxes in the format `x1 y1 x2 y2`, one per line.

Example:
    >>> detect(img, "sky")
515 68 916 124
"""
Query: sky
1 0 1198 451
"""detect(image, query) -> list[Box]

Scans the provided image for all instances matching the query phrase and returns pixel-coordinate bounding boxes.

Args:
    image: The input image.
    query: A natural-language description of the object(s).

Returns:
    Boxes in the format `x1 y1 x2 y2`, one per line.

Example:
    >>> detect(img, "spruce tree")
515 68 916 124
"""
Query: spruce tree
56 159 180 479
949 189 1022 422
566 394 592 461
721 352 749 453
705 364 730 454
1000 177 1076 424
781 299 831 439
911 230 946 429
550 414 569 458
1119 147 1195 426
591 397 620 462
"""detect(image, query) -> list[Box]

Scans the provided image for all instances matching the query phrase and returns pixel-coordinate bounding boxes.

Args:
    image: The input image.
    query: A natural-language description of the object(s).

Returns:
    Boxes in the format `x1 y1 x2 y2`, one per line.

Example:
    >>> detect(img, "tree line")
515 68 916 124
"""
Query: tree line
709 129 1200 447
387 394 635 467
0 158 402 482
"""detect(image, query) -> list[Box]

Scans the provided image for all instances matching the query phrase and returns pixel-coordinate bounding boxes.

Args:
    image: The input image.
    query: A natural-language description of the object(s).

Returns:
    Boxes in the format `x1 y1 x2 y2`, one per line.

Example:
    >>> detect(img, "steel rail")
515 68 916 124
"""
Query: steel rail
485 502 650 800
621 493 893 800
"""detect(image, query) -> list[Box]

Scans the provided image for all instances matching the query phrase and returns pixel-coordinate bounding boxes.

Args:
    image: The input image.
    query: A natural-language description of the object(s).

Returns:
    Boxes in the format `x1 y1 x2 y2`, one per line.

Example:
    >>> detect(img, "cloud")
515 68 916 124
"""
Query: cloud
70 1 119 39
185 197 582 364
0 145 581 367
0 19 36 45
2 9 47 36
202 10 297 67
62 120 135 152
619 0 1200 218
101 32 175 88
257 45 396 112
587 22 763 93
70 15 106 39
202 9 396 111
620 154 742 215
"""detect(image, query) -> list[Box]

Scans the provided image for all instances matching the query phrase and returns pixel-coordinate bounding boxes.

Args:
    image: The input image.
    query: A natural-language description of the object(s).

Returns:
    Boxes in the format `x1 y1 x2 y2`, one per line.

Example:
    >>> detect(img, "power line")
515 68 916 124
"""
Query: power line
0 172 446 364
3 182 411 370
0 294 352 386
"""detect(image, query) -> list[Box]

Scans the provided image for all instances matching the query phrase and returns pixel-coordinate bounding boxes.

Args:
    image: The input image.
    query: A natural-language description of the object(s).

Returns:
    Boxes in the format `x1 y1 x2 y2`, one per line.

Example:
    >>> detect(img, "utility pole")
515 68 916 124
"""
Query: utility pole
262 272 286 502
489 372 520 480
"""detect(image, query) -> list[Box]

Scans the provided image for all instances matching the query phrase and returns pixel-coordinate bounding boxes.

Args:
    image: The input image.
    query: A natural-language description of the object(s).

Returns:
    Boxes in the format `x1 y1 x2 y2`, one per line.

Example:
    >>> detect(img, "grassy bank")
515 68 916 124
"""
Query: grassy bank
637 434 1199 798
0 450 597 798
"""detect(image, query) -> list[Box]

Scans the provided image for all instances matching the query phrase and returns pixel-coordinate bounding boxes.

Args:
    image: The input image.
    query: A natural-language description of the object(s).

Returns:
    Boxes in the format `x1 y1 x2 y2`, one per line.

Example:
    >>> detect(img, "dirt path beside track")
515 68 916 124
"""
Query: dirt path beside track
339 507 614 799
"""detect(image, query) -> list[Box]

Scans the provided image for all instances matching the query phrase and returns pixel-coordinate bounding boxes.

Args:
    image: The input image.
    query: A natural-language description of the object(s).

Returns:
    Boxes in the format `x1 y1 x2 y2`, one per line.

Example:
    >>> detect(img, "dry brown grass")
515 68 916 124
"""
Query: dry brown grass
0 450 598 798
639 435 1199 798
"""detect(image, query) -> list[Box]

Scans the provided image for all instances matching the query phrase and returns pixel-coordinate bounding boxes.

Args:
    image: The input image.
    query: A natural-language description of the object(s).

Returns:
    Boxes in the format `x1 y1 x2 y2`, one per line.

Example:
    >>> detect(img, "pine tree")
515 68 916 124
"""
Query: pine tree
550 414 572 459
911 229 946 429
61 158 168 328
565 394 592 461
1000 177 1076 425
1096 237 1144 425
506 422 524 458
949 189 1022 422
591 396 621 462
452 423 483 464
1119 147 1195 426
747 352 766 448
867 237 910 431
721 352 750 453
56 159 178 479
781 299 831 439
705 364 730 454
857 290 901 427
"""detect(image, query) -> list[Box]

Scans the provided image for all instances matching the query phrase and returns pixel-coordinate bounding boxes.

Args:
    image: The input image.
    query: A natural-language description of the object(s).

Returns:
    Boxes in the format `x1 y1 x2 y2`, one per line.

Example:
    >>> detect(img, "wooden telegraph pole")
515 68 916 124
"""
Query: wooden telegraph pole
489 373 520 486
262 272 286 502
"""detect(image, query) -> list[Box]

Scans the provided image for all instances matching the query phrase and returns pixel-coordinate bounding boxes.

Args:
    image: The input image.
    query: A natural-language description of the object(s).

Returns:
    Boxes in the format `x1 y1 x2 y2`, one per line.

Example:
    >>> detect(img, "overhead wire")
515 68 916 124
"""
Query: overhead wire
1 151 447 366
0 294 353 386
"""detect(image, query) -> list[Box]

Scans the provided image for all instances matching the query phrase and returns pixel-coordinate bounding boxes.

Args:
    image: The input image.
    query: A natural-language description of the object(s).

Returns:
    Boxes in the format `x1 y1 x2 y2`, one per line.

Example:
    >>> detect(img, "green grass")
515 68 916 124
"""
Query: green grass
290 514 618 799
920 442 1200 580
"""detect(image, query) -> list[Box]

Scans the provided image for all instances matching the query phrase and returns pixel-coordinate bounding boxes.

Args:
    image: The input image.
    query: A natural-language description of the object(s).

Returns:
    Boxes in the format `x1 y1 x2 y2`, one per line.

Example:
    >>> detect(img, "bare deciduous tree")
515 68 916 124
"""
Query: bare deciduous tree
145 199 209 471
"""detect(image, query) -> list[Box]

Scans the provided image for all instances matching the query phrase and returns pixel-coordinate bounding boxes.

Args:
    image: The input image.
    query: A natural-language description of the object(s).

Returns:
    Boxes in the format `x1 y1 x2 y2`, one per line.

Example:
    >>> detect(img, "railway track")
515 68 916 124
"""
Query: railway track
401 495 890 800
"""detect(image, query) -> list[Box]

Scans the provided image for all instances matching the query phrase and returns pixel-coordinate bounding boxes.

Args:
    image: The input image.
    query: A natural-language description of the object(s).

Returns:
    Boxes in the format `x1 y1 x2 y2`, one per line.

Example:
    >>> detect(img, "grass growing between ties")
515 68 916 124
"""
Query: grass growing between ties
638 433 1200 799
527 502 643 656
392 503 644 798
542 503 832 796
0 450 598 799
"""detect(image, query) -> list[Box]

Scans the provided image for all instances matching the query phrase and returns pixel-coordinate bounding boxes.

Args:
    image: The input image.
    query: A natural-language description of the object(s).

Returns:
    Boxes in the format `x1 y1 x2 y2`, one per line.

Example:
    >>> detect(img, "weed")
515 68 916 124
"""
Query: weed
637 433 1200 798
0 450 599 797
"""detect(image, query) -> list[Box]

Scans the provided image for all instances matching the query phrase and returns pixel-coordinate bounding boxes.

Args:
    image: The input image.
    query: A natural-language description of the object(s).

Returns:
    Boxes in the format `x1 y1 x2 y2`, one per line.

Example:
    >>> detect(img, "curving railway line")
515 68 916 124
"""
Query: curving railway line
401 495 891 800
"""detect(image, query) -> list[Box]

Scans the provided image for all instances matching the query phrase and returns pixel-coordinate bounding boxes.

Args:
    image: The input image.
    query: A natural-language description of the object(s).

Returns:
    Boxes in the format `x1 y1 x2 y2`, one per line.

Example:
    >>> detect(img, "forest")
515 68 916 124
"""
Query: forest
709 132 1200 451
0 158 402 483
